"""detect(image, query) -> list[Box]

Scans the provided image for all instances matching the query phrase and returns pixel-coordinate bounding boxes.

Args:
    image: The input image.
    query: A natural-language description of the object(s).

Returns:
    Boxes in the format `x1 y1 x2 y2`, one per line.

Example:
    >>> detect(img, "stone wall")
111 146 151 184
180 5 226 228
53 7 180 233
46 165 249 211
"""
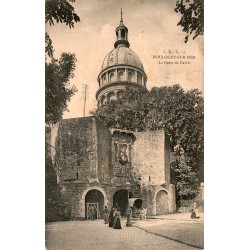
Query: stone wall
95 119 112 182
168 184 176 213
57 117 99 182
60 183 86 219
132 130 168 186
141 185 156 215
164 132 171 186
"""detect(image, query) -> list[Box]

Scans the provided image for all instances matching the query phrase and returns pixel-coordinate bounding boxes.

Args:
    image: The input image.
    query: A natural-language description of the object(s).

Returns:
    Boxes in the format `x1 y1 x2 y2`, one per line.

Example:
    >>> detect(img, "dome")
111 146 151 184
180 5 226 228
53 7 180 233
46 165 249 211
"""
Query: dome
101 45 144 72
96 9 147 107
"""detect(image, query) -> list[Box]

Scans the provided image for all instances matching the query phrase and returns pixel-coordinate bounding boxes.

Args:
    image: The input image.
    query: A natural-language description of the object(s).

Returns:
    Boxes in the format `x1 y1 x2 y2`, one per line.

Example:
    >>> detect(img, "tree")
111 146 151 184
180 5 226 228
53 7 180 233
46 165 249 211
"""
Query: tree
171 145 199 206
45 0 80 125
45 0 80 28
93 87 149 131
45 141 67 222
45 53 77 125
175 0 204 43
45 32 54 59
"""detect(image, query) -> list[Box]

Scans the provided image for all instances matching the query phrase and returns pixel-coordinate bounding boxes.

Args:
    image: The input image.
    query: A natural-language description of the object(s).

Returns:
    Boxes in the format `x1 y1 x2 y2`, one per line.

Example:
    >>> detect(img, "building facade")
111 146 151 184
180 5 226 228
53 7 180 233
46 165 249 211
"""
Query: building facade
48 12 176 219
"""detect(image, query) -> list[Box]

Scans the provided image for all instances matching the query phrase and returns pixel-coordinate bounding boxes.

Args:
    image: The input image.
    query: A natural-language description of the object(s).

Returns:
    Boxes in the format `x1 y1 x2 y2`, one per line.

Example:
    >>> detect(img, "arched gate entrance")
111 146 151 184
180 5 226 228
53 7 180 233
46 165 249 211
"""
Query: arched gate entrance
85 189 104 219
113 189 132 216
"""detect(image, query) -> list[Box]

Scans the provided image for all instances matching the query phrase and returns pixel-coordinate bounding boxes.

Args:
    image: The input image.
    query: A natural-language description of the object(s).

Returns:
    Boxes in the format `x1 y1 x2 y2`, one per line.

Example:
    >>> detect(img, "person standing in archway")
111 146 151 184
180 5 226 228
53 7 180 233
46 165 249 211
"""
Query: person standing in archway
103 206 109 224
109 206 115 227
89 204 95 221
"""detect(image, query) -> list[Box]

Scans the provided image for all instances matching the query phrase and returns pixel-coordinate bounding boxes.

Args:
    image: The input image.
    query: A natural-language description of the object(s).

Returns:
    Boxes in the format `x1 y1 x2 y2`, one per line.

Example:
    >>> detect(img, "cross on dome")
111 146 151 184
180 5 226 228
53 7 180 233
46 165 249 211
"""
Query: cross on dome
120 8 123 23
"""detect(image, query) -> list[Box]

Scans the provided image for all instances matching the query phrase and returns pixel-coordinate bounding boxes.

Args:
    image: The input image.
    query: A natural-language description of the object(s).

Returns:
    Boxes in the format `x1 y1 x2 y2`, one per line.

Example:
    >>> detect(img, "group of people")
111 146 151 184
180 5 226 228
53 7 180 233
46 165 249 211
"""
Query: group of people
103 206 122 229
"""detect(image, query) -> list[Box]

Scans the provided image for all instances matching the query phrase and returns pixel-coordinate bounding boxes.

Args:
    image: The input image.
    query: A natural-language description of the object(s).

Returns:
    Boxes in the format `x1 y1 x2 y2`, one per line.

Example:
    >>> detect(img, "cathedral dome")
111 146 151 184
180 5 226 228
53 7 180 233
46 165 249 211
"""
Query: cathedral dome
101 46 144 72
96 9 147 107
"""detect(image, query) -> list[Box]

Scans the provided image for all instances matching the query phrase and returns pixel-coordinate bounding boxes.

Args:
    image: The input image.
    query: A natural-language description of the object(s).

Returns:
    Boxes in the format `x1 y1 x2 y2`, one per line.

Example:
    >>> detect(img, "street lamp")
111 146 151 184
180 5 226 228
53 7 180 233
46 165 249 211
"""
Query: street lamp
125 182 132 227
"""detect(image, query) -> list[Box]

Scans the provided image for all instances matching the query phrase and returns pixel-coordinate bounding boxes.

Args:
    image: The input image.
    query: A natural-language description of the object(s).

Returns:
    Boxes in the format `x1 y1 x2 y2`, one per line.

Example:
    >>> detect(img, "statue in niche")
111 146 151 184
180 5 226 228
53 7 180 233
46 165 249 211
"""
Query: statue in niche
119 144 128 164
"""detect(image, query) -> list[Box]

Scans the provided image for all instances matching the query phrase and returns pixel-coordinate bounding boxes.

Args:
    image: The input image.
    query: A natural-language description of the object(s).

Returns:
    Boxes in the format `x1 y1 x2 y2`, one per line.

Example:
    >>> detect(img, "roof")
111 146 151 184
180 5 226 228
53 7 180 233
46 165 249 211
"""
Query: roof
101 45 144 71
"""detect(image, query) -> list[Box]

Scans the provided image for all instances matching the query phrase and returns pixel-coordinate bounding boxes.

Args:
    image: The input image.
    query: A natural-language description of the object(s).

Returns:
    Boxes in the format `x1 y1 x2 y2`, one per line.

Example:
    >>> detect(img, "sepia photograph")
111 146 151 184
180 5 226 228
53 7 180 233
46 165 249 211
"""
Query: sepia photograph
45 0 204 249
4 1 250 249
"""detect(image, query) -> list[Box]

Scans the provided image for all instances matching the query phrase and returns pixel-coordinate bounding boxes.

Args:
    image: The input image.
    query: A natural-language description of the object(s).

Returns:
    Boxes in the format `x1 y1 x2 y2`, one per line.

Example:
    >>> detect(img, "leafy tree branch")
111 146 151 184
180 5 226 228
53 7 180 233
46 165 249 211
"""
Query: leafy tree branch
45 53 77 125
175 0 204 43
45 0 80 28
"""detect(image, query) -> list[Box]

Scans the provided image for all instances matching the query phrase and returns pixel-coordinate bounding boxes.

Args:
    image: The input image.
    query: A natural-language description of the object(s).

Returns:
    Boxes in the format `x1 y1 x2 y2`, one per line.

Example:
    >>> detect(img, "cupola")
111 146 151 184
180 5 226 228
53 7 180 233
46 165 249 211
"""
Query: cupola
96 10 147 107
114 9 130 48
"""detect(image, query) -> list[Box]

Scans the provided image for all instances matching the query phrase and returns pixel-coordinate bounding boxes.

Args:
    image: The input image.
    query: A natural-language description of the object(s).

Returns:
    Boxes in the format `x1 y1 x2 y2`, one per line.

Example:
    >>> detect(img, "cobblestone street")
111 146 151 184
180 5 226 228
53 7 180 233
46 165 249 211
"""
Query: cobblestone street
46 217 203 250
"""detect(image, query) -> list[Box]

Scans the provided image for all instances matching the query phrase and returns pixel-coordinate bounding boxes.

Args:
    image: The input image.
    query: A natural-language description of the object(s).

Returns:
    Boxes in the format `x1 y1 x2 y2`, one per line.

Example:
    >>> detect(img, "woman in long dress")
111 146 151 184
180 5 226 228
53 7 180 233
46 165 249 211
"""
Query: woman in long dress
109 206 115 227
191 202 200 219
113 208 122 229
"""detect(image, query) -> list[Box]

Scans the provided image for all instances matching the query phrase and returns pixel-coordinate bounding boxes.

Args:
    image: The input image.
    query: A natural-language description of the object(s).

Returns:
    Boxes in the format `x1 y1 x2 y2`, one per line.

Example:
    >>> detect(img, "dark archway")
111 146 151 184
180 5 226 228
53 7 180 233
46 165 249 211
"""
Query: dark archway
130 198 143 217
85 189 104 219
113 189 133 216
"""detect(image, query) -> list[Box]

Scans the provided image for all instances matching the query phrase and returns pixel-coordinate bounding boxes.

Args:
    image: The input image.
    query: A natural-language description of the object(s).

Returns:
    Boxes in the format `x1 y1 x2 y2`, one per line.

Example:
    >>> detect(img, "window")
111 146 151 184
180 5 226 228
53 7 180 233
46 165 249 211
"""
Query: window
101 96 106 106
110 72 115 82
121 29 125 38
102 75 106 85
137 74 142 84
128 71 133 82
118 71 124 81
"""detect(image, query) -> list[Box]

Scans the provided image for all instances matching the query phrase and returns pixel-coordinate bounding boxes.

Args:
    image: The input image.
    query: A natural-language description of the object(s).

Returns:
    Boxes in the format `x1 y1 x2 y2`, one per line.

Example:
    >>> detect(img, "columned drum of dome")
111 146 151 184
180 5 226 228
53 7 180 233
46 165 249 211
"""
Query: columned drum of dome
96 10 147 107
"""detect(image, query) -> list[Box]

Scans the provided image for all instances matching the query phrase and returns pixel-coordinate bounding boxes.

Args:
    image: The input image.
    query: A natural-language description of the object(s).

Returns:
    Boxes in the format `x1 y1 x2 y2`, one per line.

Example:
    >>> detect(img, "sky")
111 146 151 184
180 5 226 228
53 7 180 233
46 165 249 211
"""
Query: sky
46 0 204 118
